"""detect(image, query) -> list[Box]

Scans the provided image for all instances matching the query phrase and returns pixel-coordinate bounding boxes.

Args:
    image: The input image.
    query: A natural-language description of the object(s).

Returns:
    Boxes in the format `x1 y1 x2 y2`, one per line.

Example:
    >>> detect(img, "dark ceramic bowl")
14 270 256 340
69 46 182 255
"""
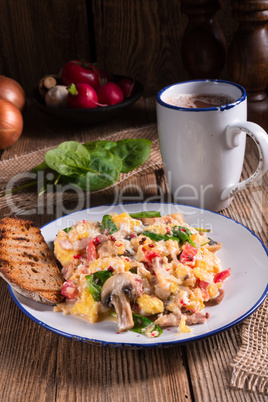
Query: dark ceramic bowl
32 76 143 125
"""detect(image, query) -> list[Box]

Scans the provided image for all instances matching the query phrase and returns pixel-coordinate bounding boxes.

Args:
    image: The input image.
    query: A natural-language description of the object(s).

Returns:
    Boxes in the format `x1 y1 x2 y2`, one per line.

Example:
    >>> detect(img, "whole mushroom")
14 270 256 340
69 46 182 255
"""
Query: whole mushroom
101 273 138 332
45 85 68 108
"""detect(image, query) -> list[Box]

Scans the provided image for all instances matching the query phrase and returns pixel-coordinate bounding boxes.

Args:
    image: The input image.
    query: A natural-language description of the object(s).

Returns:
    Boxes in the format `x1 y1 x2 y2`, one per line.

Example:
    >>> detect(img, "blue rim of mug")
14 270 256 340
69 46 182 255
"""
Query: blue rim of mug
156 79 247 112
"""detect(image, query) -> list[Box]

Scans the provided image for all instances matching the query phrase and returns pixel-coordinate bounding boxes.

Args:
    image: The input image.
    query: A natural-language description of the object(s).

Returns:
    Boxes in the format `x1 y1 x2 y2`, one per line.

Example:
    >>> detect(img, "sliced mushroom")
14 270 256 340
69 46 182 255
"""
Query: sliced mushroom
101 273 138 332
140 217 157 226
206 238 222 252
204 288 225 306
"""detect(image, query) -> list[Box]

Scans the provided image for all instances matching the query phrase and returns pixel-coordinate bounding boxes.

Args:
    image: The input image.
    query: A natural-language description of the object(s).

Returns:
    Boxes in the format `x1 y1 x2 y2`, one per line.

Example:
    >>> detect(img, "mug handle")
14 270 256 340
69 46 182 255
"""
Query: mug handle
221 122 268 201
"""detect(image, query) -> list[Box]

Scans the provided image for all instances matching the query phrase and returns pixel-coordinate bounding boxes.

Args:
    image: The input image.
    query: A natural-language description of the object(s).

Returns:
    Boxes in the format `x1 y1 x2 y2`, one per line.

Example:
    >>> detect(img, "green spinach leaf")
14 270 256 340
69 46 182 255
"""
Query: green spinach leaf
172 226 196 247
101 215 118 235
84 140 117 152
31 161 49 172
45 141 96 177
143 231 167 242
143 227 196 247
131 314 163 337
63 226 72 233
86 270 113 301
129 211 161 219
112 139 152 173
67 149 122 191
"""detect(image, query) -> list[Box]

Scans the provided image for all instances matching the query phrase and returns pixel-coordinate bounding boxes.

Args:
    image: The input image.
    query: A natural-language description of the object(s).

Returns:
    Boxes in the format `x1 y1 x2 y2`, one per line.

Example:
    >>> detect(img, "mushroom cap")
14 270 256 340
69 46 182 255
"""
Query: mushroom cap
101 272 137 308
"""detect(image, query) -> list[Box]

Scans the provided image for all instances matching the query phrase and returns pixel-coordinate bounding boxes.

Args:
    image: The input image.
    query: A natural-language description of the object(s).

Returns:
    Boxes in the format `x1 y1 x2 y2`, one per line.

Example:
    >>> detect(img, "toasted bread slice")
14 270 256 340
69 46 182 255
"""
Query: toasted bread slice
0 216 64 305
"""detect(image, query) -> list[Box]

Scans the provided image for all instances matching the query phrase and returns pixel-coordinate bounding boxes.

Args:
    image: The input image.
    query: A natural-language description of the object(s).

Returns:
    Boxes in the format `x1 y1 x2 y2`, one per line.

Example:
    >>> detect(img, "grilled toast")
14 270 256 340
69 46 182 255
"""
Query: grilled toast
0 216 64 305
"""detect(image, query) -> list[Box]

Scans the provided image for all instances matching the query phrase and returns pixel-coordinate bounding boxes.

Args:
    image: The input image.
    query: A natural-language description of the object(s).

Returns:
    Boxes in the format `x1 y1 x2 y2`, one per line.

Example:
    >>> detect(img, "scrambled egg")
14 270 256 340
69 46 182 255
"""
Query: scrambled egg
53 212 230 336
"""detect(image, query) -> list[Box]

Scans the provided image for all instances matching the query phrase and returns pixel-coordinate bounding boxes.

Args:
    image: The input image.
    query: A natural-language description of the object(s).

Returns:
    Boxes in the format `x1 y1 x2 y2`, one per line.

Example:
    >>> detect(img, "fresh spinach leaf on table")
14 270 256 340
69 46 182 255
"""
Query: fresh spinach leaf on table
8 138 152 195
45 141 96 177
84 140 117 152
112 138 152 173
67 149 122 191
31 161 49 172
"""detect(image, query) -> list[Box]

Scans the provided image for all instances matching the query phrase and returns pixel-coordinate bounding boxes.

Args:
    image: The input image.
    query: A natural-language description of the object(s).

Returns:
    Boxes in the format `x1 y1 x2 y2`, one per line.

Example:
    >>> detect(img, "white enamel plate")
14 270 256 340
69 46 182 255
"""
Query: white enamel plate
9 203 268 348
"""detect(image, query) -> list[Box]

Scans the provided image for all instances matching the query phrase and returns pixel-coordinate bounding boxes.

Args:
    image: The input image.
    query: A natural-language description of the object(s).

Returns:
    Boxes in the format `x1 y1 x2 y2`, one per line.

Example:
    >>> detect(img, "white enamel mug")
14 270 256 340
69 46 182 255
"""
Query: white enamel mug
156 79 268 211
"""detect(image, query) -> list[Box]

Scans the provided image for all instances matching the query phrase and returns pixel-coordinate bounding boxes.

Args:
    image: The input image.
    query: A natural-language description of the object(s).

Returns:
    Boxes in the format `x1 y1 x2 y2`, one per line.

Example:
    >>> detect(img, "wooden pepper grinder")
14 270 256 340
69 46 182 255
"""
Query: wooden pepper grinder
180 0 226 79
227 0 268 128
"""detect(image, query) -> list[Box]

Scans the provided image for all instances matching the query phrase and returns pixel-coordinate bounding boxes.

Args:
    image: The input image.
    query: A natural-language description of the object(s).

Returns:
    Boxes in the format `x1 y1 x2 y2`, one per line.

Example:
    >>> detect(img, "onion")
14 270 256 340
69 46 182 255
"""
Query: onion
0 75 26 112
0 99 23 150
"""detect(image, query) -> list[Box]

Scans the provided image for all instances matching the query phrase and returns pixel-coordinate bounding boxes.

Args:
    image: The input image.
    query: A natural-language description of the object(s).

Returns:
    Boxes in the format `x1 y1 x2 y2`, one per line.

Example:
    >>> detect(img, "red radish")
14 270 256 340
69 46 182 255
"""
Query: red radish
67 83 98 108
61 60 100 89
97 82 124 106
118 78 136 97
100 69 114 85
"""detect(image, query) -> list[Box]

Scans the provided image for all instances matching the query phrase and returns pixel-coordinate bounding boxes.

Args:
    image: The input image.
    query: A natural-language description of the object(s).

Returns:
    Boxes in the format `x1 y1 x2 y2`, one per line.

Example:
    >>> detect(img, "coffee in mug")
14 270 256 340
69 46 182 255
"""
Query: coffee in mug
166 94 235 109
156 79 268 211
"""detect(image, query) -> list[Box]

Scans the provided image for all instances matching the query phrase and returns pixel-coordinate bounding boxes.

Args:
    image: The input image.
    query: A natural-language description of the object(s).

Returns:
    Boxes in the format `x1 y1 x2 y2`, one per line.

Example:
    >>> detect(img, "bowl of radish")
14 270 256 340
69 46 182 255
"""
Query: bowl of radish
32 60 143 125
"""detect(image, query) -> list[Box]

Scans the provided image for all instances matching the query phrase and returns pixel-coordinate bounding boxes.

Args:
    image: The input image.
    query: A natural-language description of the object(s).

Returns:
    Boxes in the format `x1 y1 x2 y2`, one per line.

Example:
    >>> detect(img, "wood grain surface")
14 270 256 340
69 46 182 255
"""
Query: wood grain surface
0 0 91 95
0 97 267 401
0 0 238 96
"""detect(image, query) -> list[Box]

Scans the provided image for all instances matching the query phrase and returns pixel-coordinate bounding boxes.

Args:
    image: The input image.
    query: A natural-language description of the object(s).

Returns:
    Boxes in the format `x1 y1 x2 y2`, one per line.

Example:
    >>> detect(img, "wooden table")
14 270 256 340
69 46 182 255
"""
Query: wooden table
0 98 267 402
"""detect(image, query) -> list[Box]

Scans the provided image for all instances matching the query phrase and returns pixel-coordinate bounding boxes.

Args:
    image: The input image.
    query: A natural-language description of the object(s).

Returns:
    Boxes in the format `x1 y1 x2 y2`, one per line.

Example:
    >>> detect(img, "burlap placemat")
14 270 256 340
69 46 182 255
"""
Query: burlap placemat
0 123 267 393
231 297 268 394
0 124 163 214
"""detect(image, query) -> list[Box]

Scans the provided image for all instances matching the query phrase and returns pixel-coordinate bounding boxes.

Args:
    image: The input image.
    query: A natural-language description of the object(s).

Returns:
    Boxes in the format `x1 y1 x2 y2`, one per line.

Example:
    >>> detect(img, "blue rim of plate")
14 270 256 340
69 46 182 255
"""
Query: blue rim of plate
8 202 268 349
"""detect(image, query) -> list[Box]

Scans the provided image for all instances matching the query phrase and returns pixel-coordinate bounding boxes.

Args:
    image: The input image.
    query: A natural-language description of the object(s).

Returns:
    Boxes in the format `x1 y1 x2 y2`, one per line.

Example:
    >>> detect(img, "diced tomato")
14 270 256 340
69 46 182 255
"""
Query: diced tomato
61 279 79 299
73 254 82 259
144 250 160 262
179 243 198 267
197 278 209 290
86 240 97 262
214 268 231 283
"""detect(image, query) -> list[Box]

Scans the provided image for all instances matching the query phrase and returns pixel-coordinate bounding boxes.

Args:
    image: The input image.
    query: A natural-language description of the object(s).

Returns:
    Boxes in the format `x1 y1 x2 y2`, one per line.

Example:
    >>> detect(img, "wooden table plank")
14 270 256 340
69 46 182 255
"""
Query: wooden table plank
0 0 91 95
0 97 156 162
0 97 267 402
0 172 192 402
153 154 268 401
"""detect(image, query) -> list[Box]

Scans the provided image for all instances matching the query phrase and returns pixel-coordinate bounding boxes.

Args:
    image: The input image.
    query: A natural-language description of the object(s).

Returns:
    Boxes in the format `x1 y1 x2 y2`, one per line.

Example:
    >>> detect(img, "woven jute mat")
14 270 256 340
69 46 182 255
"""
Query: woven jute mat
0 123 267 393
231 297 268 394
0 124 163 215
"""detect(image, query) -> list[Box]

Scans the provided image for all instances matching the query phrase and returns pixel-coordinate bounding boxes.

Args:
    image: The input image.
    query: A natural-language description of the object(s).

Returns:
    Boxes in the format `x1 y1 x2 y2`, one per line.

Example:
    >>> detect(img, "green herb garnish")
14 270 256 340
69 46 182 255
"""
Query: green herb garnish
86 270 113 301
194 227 211 233
172 226 196 247
63 226 72 233
129 211 161 219
131 314 163 337
143 226 196 247
101 215 118 235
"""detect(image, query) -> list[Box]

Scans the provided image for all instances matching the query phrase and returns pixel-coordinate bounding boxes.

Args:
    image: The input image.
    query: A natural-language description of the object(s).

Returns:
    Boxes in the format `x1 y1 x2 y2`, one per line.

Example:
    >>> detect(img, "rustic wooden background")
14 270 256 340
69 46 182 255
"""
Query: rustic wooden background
0 0 237 97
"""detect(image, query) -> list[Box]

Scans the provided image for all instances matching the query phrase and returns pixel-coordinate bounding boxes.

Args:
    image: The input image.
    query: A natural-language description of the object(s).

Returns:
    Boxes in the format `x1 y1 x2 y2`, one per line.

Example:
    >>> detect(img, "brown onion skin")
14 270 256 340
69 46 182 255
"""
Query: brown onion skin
0 75 26 112
0 99 23 150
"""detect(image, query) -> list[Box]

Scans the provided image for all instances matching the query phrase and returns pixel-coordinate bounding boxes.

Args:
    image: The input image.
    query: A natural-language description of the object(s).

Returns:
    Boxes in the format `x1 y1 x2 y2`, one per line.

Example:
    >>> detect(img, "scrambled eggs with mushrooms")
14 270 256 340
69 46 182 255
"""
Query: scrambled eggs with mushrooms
54 211 230 337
